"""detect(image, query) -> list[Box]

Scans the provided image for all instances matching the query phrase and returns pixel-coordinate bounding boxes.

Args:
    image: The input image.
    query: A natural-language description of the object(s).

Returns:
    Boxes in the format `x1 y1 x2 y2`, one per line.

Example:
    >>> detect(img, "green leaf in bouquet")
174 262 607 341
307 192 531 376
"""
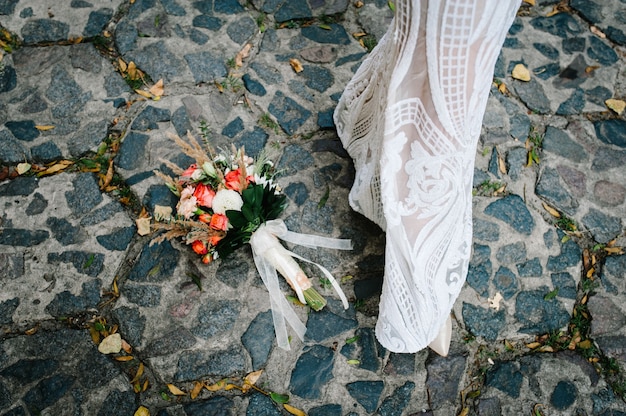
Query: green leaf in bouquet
226 210 249 229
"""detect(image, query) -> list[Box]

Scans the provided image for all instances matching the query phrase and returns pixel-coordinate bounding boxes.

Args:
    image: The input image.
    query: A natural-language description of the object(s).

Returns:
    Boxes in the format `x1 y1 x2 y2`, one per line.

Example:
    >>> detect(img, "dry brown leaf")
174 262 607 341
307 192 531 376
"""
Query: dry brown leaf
586 267 595 278
289 58 303 73
136 217 152 236
586 65 600 73
214 80 225 93
149 79 165 98
526 342 541 349
605 246 624 255
522 0 535 4
224 384 239 391
542 202 561 218
35 125 55 131
89 327 100 344
134 406 150 416
497 153 507 174
142 379 150 392
546 7 560 17
352 32 366 38
235 43 252 67
135 89 153 99
190 381 204 399
39 160 73 176
118 58 127 72
121 338 132 353
205 379 228 392
605 98 625 115
539 345 554 353
512 63 530 81
130 362 144 384
24 326 39 335
498 82 508 94
127 61 138 79
283 404 307 416
100 159 114 190
114 355 135 362
354 0 364 7
578 339 592 349
242 370 263 393
458 407 470 416
167 383 186 396
590 25 606 38
98 333 122 354
17 163 31 175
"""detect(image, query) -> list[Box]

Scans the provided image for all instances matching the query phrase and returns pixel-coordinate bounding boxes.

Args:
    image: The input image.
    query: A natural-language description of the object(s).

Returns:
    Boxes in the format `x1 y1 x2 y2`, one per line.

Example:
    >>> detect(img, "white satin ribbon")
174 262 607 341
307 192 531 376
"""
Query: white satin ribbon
249 219 352 350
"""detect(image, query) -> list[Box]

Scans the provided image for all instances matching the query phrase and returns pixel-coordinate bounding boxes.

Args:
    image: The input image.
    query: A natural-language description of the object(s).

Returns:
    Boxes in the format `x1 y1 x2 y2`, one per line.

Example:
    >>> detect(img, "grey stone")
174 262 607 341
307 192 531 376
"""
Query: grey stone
317 109 335 129
593 180 626 207
0 0 19 14
0 254 25 279
242 74 266 96
288 79 315 102
336 52 366 67
183 397 234 416
529 14 583 38
116 131 150 170
0 176 38 196
127 41 183 82
51 91 92 119
19 92 48 114
215 254 250 288
467 243 491 296
551 272 577 299
250 62 283 84
175 346 246 381
543 126 587 163
550 380 577 410
582 208 622 244
46 65 82 103
562 37 586 54
127 240 180 283
496 242 526 264
0 358 58 384
346 381 384 413
23 374 76 415
65 173 103 217
222 117 244 138
132 105 171 131
0 130 30 163
377 381 415 416
192 299 240 339
301 24 350 45
592 147 626 171
300 45 337 63
284 182 308 206
462 302 506 341
603 254 626 281
302 65 334 92
305 302 358 342
278 144 315 177
4 120 39 141
533 42 559 59
21 19 69 44
509 114 530 141
142 184 178 213
536 167 578 215
192 14 223 31
241 310 274 370
77 347 121 389
0 229 49 247
268 91 312 135
588 36 619 66
189 27 209 44
31 142 62 163
0 64 17 93
556 165 586 198
477 397 502 416
236 127 268 158
104 71 131 97
514 288 570 334
25 193 48 215
184 51 228 83
69 120 109 157
594 119 626 148
556 88 586 115
517 258 543 278
493 266 519 299
425 354 466 408
44 278 101 317
553 54 591 89
111 306 146 347
0 298 19 325
48 250 104 277
171 106 192 137
124 284 162 307
290 345 335 399
506 147 527 181
96 390 136 416
226 16 256 44
275 0 312 22
114 20 137 55
513 79 551 114
484 195 535 235
160 0 186 15
80 201 123 226
214 0 243 14
144 328 197 357
83 8 114 37
246 393 282 416
547 235 581 272
46 217 87 245
485 361 522 398
309 404 342 416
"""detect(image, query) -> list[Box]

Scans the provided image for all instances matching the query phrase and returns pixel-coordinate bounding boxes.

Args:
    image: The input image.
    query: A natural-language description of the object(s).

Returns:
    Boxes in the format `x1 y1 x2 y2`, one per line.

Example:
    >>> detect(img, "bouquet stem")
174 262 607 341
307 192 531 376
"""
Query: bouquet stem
303 287 327 311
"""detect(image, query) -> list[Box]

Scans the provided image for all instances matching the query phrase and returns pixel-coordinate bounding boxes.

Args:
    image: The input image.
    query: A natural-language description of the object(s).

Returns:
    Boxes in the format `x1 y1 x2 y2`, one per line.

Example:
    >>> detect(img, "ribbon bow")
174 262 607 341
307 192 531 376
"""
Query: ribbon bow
249 219 352 350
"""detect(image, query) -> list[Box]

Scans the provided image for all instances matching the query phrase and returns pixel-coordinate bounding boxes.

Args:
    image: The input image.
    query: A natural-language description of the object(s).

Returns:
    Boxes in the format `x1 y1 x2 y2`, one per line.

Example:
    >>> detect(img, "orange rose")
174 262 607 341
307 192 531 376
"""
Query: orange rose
194 183 215 208
209 235 223 246
209 213 229 231
224 169 248 191
181 164 198 178
198 213 212 223
191 240 208 255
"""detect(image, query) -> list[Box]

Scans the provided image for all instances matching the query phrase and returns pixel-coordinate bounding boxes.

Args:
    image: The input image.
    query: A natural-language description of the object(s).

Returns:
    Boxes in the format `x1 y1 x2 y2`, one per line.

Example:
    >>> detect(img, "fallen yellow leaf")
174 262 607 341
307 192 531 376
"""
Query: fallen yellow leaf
586 65 600 73
190 381 204 399
590 25 606 38
577 339 592 349
498 82 508 94
167 383 186 396
17 163 31 175
130 362 144 384
525 342 541 349
149 79 164 97
135 89 153 99
243 370 263 392
127 61 138 80
354 0 363 7
542 202 561 218
134 406 150 416
118 57 127 72
205 379 228 392
283 404 306 416
497 152 507 174
523 0 535 5
605 98 625 115
235 43 252 67
35 125 55 131
605 246 625 255
512 63 530 81
39 160 73 176
114 356 135 362
289 58 303 73
136 217 152 236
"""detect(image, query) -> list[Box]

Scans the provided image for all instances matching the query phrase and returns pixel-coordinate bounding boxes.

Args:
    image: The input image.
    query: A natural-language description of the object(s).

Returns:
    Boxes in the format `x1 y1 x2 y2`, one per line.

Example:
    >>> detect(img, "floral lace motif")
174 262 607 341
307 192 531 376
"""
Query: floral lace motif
334 0 520 352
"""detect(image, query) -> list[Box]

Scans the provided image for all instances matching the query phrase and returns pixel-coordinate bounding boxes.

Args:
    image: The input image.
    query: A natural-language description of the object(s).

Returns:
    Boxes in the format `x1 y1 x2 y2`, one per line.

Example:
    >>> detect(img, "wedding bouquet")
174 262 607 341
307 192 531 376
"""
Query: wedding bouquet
150 134 350 348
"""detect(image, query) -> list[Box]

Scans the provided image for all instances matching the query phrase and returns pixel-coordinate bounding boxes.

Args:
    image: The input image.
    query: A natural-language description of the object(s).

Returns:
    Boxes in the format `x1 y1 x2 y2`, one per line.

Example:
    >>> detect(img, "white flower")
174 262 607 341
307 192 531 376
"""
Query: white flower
212 189 244 214
191 168 204 181
202 161 216 177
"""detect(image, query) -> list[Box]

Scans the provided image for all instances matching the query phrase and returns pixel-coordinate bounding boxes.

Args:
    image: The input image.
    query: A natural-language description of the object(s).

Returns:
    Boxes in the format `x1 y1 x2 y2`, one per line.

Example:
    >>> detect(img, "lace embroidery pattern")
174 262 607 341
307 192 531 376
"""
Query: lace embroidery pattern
335 0 520 352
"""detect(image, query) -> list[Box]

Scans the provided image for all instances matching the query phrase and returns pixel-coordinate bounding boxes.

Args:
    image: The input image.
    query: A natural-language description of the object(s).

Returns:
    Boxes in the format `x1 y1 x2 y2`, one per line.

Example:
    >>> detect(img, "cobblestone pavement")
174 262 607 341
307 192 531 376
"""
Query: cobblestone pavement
1 0 625 415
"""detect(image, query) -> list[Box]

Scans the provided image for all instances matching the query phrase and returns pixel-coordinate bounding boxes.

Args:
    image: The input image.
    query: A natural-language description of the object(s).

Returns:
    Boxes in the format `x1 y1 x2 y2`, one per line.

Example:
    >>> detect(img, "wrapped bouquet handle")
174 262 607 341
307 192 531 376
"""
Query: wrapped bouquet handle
249 219 352 350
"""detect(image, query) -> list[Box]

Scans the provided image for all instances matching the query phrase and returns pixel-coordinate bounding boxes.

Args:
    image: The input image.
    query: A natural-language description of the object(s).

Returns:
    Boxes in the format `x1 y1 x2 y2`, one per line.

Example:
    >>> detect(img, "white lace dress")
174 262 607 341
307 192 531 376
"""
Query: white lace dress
334 0 521 354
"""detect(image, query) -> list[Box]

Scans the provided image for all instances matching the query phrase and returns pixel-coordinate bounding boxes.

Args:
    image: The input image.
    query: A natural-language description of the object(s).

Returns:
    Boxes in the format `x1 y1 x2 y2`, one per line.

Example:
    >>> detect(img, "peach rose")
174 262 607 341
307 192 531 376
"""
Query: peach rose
193 183 215 208
209 213 229 231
